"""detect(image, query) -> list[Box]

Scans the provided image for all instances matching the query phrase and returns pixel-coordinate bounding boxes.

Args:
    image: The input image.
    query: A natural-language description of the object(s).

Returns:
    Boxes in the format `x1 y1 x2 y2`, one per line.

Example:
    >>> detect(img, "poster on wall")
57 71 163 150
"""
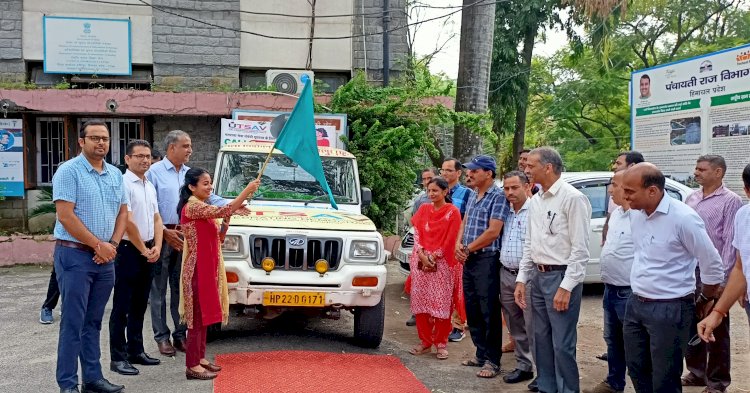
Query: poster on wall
0 119 25 197
631 43 750 197
230 110 347 149
43 16 132 75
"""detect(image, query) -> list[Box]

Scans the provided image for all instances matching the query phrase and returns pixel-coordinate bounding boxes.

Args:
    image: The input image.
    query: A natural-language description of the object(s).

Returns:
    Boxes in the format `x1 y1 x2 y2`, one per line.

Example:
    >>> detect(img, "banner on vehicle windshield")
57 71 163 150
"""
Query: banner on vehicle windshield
631 43 750 197
225 110 347 149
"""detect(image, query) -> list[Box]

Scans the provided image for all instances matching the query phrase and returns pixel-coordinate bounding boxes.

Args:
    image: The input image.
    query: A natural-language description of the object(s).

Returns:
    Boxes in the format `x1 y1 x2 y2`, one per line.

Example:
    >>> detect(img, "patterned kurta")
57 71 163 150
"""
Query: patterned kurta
179 197 231 329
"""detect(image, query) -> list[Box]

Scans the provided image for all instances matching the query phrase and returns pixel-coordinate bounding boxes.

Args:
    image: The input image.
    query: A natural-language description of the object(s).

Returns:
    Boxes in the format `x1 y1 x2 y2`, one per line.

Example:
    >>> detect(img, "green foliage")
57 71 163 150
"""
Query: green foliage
327 72 485 232
29 187 55 218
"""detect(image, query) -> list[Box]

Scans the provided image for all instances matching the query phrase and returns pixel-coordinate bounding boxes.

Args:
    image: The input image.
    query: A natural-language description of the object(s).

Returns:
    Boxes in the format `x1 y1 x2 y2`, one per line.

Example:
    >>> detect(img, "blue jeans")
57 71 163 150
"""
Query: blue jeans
603 284 631 391
624 295 694 393
531 269 583 393
54 244 115 389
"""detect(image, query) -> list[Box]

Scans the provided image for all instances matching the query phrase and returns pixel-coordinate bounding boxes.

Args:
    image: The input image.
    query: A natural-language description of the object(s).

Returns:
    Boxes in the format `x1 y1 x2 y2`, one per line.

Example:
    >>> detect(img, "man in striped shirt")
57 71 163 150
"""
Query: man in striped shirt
683 155 743 393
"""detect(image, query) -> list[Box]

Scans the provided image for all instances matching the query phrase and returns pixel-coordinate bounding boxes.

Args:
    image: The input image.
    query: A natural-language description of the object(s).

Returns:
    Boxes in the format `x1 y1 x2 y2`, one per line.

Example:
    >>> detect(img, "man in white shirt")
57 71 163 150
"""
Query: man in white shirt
698 162 750 339
621 163 724 393
584 170 634 393
515 147 592 393
108 140 163 376
500 171 535 385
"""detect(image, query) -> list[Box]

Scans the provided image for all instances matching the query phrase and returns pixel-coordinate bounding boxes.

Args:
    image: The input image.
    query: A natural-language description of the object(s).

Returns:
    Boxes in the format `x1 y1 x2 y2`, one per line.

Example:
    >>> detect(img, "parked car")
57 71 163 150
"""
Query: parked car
395 172 694 283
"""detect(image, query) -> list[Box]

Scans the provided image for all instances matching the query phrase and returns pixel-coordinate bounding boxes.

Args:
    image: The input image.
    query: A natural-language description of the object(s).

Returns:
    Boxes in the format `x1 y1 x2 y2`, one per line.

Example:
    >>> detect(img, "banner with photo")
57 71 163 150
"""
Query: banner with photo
0 119 25 197
631 43 750 197
230 109 347 149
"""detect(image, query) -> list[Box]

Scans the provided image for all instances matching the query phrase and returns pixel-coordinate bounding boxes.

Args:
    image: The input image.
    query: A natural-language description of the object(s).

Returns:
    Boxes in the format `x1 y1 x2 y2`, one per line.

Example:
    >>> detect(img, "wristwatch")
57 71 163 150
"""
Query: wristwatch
109 239 120 248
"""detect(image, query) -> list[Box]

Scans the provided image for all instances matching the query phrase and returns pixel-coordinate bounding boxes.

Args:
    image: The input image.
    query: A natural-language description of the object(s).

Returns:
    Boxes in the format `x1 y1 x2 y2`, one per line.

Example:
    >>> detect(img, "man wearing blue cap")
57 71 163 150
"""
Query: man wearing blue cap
456 154 510 378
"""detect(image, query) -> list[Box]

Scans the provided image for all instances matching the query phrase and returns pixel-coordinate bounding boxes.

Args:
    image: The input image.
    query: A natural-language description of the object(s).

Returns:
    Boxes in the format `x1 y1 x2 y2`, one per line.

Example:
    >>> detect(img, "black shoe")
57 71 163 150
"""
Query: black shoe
109 360 139 376
406 314 416 326
61 388 80 393
128 352 161 366
81 378 124 393
504 369 534 384
528 378 539 392
596 352 608 361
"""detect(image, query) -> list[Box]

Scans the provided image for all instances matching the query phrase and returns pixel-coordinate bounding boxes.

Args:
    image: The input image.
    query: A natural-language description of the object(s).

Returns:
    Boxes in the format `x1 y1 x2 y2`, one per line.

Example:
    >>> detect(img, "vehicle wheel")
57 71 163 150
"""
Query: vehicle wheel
207 323 222 342
353 296 385 348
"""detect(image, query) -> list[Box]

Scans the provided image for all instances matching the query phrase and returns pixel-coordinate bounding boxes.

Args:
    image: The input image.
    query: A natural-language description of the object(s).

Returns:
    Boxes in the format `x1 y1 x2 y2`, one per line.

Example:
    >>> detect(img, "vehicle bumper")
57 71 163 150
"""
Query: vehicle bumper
224 259 387 307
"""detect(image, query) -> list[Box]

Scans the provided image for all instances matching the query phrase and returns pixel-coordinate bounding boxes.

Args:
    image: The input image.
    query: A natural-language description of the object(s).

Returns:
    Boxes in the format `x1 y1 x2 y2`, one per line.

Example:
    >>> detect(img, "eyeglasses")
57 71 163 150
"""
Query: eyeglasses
85 136 110 143
128 154 151 160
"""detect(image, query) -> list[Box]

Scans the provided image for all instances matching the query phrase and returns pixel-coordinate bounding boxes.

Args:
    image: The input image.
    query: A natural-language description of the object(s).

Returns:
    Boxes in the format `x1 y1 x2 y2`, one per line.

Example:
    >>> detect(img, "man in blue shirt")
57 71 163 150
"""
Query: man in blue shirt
146 130 228 356
621 163 724 393
52 120 129 393
441 158 471 217
455 155 509 378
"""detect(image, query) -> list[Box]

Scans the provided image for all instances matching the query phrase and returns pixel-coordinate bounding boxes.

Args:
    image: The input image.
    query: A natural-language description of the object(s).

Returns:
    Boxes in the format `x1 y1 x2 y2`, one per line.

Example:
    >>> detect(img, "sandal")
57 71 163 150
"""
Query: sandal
409 344 432 355
436 347 448 360
461 357 483 367
477 363 500 378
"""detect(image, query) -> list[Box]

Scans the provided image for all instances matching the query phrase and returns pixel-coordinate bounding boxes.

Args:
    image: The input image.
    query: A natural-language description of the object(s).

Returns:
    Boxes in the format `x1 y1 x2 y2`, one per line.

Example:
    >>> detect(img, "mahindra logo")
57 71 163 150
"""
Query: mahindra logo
288 238 306 247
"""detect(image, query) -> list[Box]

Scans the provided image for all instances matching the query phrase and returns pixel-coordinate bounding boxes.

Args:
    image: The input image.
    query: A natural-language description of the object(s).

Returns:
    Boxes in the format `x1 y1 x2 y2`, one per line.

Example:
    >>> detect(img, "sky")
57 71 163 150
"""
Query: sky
409 1 573 79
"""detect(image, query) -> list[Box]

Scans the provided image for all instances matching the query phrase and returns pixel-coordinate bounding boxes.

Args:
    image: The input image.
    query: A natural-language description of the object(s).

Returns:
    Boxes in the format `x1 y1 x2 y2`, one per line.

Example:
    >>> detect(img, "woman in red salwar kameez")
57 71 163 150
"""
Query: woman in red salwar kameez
408 177 462 360
176 168 259 380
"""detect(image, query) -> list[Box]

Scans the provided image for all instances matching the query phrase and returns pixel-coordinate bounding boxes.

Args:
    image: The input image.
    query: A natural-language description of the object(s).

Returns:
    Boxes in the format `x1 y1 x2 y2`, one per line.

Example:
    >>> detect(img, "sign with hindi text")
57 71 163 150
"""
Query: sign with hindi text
0 119 25 197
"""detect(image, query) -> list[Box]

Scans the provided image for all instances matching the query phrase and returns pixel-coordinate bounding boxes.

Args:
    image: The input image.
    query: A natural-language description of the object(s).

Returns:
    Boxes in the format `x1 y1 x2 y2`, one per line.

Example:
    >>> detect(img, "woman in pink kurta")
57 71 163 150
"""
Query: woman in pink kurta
176 168 259 381
408 177 462 360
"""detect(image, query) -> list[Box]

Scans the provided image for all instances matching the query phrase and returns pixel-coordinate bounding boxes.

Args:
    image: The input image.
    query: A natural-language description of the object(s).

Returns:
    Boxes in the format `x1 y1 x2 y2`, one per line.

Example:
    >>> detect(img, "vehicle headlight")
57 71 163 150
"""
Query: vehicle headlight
349 240 379 260
222 235 241 253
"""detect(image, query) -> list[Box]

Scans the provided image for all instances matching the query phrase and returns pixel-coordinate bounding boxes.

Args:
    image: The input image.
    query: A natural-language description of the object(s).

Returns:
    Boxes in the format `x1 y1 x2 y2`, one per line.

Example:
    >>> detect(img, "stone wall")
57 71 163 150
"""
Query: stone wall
152 116 222 172
352 0 409 83
151 0 241 90
0 0 24 83
0 198 26 231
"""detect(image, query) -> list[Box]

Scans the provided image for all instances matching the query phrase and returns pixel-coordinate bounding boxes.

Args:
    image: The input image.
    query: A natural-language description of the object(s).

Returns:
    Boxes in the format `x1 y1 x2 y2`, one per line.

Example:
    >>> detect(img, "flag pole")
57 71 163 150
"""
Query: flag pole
255 142 277 181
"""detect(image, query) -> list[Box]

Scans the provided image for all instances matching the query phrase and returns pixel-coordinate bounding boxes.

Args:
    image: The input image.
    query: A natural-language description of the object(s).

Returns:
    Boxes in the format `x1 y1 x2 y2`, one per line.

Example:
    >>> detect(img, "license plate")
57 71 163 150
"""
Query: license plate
395 250 408 263
262 291 325 307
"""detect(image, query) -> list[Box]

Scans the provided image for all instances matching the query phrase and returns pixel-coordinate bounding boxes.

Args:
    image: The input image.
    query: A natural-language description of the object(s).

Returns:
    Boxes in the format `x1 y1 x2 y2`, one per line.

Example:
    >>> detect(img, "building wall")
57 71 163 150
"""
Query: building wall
0 0 24 83
352 0 409 82
239 0 353 71
0 199 26 231
152 116 223 173
152 0 241 90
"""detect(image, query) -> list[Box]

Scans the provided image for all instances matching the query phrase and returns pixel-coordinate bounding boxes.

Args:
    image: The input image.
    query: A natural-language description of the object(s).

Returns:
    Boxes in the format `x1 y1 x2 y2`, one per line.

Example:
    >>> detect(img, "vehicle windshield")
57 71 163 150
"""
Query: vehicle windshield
215 152 358 204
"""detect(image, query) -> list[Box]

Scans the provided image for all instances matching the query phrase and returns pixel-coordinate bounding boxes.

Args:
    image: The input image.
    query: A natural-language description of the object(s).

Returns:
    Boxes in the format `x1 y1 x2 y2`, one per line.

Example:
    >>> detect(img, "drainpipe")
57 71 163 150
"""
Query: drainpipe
382 0 390 86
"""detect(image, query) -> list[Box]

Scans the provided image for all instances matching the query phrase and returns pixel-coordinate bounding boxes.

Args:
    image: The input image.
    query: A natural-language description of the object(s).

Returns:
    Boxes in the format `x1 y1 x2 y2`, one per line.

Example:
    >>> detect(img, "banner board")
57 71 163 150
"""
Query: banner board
0 119 25 197
631 43 750 197
43 16 132 75
230 110 347 149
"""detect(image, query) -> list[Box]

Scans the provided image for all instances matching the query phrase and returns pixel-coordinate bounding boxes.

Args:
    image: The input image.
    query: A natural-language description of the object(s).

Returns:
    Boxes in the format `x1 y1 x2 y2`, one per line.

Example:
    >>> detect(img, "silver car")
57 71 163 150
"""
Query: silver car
395 172 694 283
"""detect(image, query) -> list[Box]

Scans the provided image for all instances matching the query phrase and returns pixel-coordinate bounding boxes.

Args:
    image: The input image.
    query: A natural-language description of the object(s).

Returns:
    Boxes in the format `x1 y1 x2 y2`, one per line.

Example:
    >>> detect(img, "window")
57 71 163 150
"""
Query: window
77 118 142 166
666 187 683 201
36 117 66 185
575 182 609 219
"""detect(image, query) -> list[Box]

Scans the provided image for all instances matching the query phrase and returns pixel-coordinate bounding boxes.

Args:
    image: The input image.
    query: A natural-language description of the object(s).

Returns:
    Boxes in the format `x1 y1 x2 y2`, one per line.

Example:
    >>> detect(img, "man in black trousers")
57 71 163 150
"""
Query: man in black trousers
108 140 163 375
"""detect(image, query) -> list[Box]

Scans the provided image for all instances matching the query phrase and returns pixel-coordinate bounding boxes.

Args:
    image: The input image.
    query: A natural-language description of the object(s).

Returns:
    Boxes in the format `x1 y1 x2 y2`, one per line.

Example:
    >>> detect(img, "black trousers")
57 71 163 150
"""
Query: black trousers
462 250 503 367
42 267 60 310
108 241 154 361
624 295 695 393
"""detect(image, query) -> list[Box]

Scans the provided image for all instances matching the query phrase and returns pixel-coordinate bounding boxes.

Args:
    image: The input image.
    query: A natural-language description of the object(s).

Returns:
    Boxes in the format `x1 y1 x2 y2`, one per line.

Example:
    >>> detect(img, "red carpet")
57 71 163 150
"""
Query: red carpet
214 351 430 393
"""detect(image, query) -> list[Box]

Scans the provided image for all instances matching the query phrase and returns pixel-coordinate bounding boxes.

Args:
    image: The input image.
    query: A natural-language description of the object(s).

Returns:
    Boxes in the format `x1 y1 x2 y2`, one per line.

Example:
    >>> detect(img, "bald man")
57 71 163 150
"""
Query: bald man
620 163 724 393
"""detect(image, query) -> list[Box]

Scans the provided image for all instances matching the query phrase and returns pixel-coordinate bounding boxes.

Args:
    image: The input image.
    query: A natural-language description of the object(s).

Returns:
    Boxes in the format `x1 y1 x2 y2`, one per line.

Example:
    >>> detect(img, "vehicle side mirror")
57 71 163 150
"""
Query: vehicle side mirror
361 187 372 208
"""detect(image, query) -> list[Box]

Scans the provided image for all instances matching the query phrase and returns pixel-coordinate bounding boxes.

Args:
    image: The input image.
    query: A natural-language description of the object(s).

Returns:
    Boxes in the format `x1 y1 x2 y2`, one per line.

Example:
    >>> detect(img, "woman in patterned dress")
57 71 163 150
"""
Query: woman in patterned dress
176 168 260 380
408 177 462 360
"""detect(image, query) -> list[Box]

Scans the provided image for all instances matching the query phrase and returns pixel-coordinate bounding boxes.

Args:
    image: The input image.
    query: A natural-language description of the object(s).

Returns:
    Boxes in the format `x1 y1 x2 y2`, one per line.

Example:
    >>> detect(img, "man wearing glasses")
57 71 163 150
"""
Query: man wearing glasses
108 140 163 376
515 147 591 393
52 121 128 393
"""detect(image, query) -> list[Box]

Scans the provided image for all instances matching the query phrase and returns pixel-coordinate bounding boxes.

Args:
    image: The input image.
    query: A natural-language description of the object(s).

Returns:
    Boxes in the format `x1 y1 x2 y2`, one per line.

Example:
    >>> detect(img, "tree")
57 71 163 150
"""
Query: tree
452 0 497 161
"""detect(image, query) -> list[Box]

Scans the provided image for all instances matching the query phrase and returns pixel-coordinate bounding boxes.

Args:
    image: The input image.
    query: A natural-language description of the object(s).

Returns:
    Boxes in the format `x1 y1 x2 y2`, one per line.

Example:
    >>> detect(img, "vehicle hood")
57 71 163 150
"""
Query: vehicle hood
230 206 376 231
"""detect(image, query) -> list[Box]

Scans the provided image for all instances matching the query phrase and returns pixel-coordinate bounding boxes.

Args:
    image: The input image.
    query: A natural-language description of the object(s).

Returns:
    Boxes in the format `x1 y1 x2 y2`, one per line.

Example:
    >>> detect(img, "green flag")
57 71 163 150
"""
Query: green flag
273 79 339 209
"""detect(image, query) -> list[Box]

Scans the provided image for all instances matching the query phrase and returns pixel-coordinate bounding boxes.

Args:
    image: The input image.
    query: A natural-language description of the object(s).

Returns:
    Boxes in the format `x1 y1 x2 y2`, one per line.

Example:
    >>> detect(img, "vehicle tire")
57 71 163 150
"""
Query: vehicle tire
353 296 385 348
207 322 222 342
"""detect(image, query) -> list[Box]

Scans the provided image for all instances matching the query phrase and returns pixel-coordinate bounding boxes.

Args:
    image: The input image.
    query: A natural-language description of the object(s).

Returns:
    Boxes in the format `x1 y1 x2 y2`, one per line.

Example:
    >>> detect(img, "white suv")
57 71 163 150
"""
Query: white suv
395 172 694 283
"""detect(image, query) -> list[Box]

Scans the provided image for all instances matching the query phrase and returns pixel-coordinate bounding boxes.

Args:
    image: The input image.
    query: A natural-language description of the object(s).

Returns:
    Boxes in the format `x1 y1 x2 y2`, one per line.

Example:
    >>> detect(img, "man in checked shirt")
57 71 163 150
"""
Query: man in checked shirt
499 171 535 386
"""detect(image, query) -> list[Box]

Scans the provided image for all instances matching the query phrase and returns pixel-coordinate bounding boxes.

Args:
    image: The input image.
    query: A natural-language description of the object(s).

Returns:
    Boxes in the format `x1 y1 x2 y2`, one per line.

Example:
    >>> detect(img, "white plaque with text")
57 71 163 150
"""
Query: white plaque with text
43 16 131 75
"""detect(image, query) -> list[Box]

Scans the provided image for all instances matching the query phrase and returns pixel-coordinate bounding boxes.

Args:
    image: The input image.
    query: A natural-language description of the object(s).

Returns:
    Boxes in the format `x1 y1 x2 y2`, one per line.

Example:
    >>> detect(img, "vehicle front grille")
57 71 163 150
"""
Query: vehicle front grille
249 235 342 271
401 232 414 248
